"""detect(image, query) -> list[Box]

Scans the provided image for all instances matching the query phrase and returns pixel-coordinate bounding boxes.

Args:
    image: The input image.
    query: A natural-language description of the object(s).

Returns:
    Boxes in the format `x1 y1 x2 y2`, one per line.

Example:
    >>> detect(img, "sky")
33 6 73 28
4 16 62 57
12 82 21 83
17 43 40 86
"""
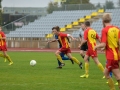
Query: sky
2 0 118 7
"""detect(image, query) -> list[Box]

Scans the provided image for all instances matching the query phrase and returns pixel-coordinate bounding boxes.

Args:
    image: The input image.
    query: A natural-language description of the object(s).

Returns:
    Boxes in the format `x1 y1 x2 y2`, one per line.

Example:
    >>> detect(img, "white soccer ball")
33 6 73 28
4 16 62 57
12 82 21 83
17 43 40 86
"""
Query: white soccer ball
30 60 36 66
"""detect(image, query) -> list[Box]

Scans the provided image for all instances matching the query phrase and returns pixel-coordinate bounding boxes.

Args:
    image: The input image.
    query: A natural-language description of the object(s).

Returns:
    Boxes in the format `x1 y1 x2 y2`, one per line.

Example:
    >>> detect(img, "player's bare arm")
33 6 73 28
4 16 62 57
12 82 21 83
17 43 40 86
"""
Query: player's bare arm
94 43 106 50
47 39 58 43
78 39 87 49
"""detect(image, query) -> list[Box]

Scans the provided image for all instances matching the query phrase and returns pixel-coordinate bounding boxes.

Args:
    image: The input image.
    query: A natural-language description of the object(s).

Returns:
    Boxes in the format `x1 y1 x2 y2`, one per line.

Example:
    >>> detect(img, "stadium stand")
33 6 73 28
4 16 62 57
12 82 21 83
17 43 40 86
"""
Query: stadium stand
6 9 120 40
6 10 97 38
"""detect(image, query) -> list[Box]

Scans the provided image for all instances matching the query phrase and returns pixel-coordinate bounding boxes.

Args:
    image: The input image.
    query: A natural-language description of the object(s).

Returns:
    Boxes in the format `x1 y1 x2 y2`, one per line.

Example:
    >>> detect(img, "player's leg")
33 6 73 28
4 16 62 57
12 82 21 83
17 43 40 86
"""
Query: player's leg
0 53 5 58
0 48 6 61
112 60 120 89
80 44 90 61
112 68 120 89
57 53 68 69
57 58 62 68
66 53 82 69
93 57 104 73
3 51 13 65
80 50 85 58
55 50 65 66
60 53 74 64
115 60 120 85
80 55 89 78
104 67 115 90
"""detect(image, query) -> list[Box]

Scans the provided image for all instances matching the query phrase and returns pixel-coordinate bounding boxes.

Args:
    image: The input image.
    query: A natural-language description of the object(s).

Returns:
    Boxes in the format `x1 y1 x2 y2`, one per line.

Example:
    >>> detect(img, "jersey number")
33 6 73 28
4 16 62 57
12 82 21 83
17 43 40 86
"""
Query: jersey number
91 34 96 39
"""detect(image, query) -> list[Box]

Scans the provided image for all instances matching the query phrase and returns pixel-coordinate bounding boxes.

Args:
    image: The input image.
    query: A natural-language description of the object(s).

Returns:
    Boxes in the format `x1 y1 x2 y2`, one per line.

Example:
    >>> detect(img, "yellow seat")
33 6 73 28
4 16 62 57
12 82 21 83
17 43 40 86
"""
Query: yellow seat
60 27 66 32
79 18 85 23
91 12 98 17
46 34 53 38
72 21 79 26
98 9 104 13
85 15 91 20
66 24 73 29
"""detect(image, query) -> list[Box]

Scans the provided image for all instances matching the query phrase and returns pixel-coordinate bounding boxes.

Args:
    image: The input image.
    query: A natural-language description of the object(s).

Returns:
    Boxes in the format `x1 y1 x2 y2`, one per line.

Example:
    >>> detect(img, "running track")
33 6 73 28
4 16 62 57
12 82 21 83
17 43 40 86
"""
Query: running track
8 48 104 53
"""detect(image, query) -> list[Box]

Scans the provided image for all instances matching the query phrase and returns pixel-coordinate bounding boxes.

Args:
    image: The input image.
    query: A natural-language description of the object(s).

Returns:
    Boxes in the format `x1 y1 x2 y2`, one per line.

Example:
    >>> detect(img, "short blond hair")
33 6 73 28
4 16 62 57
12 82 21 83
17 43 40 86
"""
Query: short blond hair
102 13 111 23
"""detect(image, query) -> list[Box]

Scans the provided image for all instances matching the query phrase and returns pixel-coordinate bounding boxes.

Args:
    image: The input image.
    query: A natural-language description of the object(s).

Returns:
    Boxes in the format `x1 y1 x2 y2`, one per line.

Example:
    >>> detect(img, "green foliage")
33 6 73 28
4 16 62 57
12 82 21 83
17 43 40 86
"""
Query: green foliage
47 2 59 14
0 0 2 26
63 0 90 4
0 52 119 90
95 3 103 9
118 0 120 7
105 0 115 9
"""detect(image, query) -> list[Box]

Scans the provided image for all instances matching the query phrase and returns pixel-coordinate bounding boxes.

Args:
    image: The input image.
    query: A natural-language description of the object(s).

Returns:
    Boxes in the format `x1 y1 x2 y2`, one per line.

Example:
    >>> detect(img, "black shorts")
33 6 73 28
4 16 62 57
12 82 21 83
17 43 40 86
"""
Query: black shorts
80 42 88 51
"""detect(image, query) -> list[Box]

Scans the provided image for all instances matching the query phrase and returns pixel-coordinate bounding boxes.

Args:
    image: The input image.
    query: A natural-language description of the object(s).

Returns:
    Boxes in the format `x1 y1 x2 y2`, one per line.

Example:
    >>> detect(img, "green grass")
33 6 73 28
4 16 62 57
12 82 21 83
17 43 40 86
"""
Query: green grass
0 52 118 90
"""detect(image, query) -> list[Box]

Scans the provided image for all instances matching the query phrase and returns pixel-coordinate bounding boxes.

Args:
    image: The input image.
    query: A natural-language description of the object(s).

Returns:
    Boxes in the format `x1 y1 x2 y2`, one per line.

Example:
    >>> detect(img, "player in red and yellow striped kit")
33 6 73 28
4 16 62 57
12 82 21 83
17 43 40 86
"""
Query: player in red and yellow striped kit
79 21 104 78
0 27 13 65
52 26 82 68
95 13 120 90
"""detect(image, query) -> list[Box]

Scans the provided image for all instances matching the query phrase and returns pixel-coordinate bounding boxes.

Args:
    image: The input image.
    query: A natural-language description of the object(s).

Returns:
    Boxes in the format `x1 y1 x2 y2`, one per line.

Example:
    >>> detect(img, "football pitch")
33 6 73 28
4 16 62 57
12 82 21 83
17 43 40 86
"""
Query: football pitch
0 51 118 90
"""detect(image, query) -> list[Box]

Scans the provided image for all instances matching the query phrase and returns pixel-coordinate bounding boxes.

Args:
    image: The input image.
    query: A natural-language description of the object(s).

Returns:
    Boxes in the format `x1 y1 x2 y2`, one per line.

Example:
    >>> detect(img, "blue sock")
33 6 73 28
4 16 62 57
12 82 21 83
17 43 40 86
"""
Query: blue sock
60 53 69 60
109 72 112 77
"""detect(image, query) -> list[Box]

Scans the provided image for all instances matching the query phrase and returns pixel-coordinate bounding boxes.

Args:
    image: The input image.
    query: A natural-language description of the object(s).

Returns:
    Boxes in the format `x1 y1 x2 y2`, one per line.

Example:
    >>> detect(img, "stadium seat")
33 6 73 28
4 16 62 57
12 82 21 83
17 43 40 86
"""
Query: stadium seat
91 12 98 17
78 18 85 23
66 24 73 29
60 28 66 32
72 21 79 26
85 15 91 20
98 9 104 13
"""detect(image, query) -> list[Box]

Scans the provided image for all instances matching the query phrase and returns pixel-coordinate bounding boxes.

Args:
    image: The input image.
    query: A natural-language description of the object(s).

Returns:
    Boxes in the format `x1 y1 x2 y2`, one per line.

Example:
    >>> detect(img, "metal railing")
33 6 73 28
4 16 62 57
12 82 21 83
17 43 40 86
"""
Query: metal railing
2 14 39 34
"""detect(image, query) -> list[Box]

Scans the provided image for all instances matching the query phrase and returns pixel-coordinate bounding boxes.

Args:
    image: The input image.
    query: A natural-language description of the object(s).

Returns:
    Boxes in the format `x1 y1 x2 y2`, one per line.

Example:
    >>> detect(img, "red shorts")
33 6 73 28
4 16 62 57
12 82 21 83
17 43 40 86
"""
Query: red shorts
0 45 7 51
59 47 71 54
106 59 119 72
86 50 97 58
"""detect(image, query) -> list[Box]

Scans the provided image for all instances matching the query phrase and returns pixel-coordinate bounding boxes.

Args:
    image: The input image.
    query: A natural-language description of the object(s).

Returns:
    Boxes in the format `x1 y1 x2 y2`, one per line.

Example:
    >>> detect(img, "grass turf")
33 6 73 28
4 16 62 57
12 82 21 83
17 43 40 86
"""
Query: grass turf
0 52 118 90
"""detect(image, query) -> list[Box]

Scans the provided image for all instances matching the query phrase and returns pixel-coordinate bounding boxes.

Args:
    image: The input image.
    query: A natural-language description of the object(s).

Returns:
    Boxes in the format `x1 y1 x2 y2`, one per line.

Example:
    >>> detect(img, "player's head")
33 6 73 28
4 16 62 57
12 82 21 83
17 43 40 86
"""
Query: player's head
84 21 91 27
81 23 86 31
52 26 60 35
102 13 111 27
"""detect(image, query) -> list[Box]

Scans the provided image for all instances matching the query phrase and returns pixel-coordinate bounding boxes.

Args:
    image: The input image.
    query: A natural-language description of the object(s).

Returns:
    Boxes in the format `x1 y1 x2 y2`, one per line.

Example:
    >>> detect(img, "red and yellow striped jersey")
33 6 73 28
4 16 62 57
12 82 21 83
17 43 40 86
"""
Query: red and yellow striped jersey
0 31 6 46
84 28 99 51
101 26 120 60
58 32 70 48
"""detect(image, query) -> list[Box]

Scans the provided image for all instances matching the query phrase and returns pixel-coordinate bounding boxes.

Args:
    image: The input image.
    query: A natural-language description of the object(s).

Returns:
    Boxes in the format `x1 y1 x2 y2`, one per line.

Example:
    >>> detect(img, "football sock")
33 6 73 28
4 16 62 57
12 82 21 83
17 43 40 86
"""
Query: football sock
57 59 61 66
62 56 69 60
71 57 80 64
108 78 115 90
110 72 112 77
56 54 64 63
97 63 104 72
5 55 13 62
117 80 120 89
0 53 5 58
85 62 89 75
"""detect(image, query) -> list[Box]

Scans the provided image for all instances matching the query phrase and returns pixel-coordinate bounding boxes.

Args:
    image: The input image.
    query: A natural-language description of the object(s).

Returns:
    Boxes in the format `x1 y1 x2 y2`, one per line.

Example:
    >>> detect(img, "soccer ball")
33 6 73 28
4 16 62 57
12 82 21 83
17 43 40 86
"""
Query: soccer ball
30 60 36 66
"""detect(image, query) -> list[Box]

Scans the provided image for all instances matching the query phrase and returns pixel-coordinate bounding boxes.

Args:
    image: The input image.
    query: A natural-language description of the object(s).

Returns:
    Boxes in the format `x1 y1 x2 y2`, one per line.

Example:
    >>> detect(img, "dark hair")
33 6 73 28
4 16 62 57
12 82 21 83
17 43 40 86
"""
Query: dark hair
52 26 60 31
84 21 90 26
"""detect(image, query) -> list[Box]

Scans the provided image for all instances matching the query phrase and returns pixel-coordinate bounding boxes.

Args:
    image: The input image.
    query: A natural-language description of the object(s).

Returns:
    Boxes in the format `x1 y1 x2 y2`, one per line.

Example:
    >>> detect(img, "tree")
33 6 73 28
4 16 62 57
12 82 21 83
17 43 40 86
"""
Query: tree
105 0 115 9
62 0 95 10
47 1 59 14
118 0 120 7
0 0 2 26
63 0 90 4
96 2 103 9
